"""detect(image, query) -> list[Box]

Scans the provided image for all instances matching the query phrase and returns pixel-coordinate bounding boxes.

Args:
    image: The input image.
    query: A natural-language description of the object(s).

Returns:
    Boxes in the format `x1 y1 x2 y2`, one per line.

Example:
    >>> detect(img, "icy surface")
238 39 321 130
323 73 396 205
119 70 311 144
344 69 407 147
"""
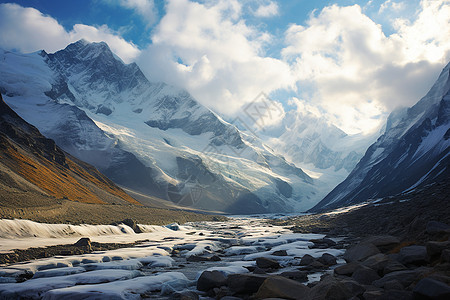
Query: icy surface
0 217 346 299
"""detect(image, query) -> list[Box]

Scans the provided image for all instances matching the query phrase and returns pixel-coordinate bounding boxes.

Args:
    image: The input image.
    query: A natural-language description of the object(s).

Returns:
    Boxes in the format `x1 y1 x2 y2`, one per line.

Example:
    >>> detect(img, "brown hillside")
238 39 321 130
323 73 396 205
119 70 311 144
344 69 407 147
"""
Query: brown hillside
0 93 140 206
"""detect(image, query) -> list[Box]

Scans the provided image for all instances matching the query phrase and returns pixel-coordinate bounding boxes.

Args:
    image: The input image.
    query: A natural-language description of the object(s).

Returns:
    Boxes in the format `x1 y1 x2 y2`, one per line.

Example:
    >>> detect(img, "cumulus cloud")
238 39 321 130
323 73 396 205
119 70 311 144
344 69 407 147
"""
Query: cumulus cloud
103 0 158 25
282 1 450 133
0 3 140 63
137 0 294 116
253 1 279 18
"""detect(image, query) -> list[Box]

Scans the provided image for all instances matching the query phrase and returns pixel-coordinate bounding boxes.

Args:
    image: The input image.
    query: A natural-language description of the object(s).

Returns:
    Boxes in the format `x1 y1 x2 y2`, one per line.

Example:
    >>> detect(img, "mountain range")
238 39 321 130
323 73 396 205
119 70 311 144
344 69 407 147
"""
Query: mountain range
1 40 448 214
0 40 319 214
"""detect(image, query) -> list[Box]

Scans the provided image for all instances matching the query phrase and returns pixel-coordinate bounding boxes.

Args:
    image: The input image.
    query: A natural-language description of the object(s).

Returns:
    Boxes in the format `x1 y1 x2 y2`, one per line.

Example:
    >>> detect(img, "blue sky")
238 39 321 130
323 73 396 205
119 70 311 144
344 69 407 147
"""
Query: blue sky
0 0 449 134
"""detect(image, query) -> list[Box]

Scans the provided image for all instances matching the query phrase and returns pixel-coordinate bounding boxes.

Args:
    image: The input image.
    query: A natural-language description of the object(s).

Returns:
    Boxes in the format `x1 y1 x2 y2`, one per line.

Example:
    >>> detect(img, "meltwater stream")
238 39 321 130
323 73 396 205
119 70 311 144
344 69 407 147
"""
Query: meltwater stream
0 216 346 299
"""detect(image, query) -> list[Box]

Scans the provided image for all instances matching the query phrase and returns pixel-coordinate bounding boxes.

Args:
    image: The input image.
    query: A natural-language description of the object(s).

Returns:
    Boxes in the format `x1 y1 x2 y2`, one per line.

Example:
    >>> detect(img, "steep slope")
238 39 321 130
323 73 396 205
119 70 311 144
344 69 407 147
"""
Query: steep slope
0 93 141 206
0 42 317 213
311 62 450 212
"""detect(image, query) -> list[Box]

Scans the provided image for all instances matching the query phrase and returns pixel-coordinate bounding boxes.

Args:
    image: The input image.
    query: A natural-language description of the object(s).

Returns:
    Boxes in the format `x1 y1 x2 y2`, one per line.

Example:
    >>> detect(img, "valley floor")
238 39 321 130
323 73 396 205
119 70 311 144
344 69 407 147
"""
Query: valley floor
0 180 449 299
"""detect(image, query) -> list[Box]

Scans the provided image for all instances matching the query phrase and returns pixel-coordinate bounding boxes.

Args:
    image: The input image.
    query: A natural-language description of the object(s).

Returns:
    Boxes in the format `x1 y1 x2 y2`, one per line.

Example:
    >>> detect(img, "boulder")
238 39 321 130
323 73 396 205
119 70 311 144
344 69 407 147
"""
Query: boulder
381 290 414 300
169 291 199 300
271 250 288 256
256 257 280 269
427 241 450 258
227 274 268 294
361 235 399 252
382 279 404 290
187 255 221 262
362 290 384 300
73 238 92 251
413 277 450 299
300 254 315 266
279 271 308 282
351 265 380 285
339 279 366 297
398 245 428 265
426 221 450 234
373 269 429 288
344 243 380 262
441 249 450 262
334 262 360 276
383 259 407 275
318 253 337 266
362 253 389 273
308 277 353 300
255 276 310 300
118 218 142 233
197 270 227 291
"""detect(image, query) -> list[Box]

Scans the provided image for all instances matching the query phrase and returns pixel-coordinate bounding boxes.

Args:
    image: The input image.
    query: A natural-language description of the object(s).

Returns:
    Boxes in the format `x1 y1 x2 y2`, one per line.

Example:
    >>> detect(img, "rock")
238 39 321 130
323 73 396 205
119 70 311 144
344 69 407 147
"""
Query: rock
382 279 404 290
383 259 407 275
382 290 414 300
187 255 210 262
413 277 450 299
309 260 326 269
73 238 91 251
441 249 450 262
308 277 353 300
118 218 142 233
256 257 280 269
427 240 450 258
227 274 268 294
170 291 199 300
362 253 389 273
271 250 287 256
165 223 180 231
334 262 360 276
361 235 400 252
279 271 308 282
197 270 227 291
253 267 267 274
311 238 337 248
351 265 380 285
344 243 380 262
373 269 429 288
426 221 450 234
318 253 337 266
220 297 242 300
300 254 315 266
398 245 428 265
255 276 310 300
187 254 221 262
339 279 366 297
362 290 384 300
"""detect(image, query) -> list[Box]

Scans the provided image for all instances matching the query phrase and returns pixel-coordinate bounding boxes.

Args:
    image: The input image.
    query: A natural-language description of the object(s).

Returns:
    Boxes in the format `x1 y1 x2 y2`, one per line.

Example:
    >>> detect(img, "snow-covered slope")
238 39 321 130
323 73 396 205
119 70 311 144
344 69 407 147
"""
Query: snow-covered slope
0 41 318 213
311 62 450 212
263 106 378 203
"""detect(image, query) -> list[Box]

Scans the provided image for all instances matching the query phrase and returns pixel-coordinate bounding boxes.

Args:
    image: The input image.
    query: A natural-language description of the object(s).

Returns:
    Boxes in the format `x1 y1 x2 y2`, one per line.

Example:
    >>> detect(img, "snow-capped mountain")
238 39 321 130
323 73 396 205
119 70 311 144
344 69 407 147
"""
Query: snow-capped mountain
311 62 450 212
262 104 379 203
0 40 318 213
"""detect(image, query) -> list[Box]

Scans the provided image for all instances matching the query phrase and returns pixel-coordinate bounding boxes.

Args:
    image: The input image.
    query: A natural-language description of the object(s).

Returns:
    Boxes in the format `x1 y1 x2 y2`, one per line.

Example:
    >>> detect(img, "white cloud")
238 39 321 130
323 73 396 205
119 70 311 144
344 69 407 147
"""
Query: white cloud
0 3 140 63
253 1 279 18
103 0 158 25
282 1 450 134
379 0 405 13
137 0 294 117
